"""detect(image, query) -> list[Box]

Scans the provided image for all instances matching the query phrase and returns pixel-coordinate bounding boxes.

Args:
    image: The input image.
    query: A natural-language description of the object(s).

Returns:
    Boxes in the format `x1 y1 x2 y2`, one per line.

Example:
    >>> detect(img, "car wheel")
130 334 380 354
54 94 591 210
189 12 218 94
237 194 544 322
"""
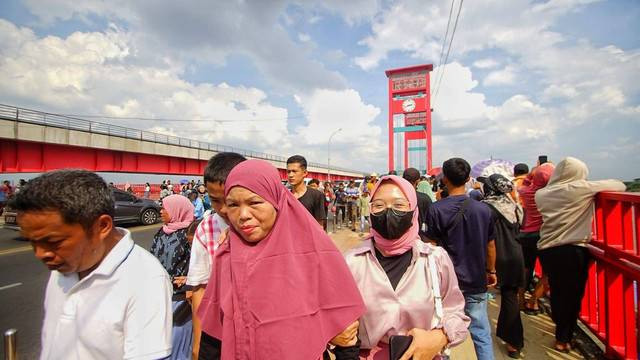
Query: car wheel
141 208 159 225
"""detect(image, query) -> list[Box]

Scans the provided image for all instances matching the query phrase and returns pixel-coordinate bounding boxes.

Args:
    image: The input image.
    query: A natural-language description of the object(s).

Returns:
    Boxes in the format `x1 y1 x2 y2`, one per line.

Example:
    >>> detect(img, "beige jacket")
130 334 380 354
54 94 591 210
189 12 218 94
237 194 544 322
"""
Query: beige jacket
535 157 626 250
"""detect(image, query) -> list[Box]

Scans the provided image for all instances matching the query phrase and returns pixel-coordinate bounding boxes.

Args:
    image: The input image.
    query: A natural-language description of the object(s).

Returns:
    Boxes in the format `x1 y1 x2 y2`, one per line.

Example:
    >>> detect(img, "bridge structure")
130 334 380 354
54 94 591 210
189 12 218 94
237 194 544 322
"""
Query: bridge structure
0 104 364 184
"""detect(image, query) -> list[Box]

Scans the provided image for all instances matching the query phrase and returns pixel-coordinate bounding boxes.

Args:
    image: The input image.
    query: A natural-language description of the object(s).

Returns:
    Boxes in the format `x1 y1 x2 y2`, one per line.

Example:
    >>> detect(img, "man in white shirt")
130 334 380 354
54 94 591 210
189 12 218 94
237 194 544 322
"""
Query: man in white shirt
186 152 245 359
11 170 172 360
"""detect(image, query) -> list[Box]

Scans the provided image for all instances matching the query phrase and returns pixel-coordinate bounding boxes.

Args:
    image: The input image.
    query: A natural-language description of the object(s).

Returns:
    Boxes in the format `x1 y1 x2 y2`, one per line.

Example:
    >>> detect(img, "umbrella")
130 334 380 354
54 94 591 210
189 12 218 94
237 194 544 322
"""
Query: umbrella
471 159 515 180
180 179 189 185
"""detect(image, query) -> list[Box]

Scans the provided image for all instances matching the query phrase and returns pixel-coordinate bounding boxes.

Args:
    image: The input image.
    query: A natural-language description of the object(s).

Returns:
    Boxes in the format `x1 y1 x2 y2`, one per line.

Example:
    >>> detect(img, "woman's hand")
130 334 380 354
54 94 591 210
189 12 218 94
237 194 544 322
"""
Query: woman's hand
399 328 448 360
487 272 498 288
217 228 230 245
173 276 187 288
330 320 359 347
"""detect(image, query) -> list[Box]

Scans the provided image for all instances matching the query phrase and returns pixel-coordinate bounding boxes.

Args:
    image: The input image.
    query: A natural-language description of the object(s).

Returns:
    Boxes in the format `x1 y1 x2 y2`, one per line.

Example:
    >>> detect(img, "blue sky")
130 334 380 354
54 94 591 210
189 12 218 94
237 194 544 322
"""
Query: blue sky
0 0 638 179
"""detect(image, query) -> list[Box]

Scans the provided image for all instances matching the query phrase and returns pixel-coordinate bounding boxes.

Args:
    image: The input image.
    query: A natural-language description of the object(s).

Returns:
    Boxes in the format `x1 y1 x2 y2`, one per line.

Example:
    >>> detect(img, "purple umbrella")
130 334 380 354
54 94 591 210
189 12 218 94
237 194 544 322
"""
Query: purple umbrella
471 159 516 179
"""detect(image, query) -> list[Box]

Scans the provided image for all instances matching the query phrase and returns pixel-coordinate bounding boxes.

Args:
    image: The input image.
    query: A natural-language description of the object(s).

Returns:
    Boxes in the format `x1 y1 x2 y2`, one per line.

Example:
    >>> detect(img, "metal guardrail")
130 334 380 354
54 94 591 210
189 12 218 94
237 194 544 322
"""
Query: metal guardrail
0 104 365 175
4 328 17 360
580 191 640 360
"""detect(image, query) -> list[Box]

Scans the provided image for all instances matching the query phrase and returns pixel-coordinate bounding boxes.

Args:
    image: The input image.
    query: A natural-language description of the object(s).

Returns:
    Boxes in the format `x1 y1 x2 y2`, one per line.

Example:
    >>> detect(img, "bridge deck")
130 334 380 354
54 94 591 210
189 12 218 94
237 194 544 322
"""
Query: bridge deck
329 228 586 359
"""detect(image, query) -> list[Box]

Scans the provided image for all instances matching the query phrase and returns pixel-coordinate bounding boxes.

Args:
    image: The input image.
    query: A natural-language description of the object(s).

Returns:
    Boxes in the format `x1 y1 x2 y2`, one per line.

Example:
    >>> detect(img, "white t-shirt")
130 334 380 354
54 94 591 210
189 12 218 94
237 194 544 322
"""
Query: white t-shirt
40 229 173 360
186 213 228 286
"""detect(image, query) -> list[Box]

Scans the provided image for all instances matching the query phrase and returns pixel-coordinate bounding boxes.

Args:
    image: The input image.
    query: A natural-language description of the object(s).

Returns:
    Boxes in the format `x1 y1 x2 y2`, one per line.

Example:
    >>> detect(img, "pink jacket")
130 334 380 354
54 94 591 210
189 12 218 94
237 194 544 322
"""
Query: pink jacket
344 239 469 359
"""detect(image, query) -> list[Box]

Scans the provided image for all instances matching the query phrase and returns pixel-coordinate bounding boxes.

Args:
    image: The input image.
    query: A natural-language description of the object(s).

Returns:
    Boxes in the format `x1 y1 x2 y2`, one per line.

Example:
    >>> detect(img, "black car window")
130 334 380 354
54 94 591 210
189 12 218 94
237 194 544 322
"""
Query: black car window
113 191 134 202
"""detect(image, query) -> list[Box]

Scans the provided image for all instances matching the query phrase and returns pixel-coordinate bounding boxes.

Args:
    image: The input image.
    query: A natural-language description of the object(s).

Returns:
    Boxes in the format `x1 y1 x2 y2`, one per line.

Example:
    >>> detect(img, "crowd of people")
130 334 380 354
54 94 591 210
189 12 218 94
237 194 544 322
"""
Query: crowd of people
0 179 25 215
7 152 627 359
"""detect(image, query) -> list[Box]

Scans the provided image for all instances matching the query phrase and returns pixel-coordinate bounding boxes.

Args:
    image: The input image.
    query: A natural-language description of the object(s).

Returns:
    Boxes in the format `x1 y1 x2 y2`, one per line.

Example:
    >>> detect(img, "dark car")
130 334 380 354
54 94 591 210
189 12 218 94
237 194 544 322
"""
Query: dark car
112 189 160 226
2 190 159 231
2 205 18 229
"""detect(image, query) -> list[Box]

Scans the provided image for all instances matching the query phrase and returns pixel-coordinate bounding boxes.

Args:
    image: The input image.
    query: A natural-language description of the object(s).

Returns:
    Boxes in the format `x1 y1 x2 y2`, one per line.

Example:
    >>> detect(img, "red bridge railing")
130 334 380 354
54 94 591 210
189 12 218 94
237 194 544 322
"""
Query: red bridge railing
581 191 639 359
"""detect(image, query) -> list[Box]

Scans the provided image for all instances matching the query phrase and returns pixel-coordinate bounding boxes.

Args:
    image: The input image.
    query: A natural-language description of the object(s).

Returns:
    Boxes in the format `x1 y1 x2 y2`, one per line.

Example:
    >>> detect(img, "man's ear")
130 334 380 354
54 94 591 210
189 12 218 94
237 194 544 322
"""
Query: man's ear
95 214 114 241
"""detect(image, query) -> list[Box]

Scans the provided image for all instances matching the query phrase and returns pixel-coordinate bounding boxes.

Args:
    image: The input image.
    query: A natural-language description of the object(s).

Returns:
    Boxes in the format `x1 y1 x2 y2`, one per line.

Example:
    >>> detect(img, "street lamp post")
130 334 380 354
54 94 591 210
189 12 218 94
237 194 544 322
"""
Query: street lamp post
327 128 342 183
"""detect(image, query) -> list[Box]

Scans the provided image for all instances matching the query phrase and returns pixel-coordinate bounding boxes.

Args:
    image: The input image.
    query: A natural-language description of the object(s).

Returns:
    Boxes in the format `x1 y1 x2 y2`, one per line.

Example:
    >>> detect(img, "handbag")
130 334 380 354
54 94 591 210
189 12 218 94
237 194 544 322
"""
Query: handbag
389 335 413 360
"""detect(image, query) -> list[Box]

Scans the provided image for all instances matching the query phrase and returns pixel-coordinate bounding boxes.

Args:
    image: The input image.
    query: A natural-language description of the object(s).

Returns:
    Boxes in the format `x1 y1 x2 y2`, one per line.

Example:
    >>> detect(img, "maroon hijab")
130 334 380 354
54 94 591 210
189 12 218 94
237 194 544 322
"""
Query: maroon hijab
198 159 364 359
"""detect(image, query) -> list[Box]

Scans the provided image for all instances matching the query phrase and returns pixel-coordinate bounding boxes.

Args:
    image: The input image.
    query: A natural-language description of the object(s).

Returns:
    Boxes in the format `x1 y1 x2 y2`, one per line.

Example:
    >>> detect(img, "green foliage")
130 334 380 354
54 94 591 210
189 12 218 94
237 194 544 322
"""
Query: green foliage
624 180 640 192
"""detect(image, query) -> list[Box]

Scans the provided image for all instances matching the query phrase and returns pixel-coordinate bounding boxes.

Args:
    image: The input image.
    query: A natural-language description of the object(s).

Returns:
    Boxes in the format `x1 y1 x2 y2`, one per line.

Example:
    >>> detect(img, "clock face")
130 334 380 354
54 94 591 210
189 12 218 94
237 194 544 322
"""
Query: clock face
402 99 416 112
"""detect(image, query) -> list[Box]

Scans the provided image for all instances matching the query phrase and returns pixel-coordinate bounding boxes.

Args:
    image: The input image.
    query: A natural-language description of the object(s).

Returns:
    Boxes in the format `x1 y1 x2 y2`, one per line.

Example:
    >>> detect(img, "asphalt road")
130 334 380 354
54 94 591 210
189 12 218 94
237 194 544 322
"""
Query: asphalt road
0 223 162 359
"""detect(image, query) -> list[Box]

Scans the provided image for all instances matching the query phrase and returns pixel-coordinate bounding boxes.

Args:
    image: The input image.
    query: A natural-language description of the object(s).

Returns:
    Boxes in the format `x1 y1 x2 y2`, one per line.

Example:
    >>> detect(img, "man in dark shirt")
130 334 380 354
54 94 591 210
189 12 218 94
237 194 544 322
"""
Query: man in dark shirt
333 183 347 229
426 158 497 360
286 155 326 226
402 167 432 242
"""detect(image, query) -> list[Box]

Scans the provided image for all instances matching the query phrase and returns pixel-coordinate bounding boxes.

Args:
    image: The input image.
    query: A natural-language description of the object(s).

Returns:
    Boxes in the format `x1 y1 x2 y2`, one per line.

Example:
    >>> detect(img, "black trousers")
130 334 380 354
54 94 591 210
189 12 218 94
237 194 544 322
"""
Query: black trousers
519 232 540 290
539 244 590 343
198 332 221 360
497 286 524 349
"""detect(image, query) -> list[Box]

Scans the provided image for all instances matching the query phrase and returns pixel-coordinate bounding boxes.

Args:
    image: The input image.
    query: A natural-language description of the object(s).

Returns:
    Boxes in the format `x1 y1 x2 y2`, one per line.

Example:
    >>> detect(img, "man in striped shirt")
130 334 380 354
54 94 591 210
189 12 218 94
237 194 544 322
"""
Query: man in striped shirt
186 152 246 359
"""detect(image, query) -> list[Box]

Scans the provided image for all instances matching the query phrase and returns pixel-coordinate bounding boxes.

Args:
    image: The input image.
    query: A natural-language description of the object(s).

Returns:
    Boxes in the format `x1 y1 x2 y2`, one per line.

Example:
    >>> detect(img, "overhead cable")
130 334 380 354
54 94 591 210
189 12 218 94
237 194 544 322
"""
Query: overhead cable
433 0 456 92
433 0 464 102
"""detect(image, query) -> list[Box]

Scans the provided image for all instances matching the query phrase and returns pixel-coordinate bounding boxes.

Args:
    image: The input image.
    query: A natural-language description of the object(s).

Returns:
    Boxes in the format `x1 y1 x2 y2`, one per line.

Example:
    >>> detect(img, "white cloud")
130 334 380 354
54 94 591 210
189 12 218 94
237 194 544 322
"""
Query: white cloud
324 49 347 63
483 65 516 86
429 62 559 168
0 19 290 147
295 89 381 145
21 0 347 93
541 84 578 100
431 62 490 124
310 0 381 25
472 58 500 69
308 15 322 24
293 89 384 170
298 33 311 42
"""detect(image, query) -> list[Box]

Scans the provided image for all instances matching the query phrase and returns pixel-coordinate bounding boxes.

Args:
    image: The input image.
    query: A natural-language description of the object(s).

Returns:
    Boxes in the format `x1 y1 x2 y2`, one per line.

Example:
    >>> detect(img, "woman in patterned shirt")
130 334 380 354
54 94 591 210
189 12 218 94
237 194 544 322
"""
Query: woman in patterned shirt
151 194 195 360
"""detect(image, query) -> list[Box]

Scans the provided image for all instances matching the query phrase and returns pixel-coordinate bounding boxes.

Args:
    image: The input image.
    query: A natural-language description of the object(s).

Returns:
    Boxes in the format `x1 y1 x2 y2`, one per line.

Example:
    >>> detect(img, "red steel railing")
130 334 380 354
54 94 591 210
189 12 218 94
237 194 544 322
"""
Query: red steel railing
581 191 639 359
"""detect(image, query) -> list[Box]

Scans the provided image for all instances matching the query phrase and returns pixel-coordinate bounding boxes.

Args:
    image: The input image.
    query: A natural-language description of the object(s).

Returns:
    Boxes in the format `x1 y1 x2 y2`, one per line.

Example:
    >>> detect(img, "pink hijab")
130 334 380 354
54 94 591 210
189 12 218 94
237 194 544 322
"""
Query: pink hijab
198 159 365 359
161 194 194 234
368 175 420 255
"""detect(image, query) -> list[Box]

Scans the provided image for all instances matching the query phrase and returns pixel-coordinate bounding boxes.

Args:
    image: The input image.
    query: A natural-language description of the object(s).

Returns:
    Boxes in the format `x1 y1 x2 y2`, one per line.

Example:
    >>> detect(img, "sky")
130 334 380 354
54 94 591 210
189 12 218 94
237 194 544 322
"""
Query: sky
0 0 638 180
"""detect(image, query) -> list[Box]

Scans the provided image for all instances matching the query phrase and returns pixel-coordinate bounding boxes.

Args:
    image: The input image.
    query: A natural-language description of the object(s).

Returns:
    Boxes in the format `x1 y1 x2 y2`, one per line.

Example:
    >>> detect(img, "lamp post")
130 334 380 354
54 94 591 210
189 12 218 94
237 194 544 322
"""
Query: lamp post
327 128 342 183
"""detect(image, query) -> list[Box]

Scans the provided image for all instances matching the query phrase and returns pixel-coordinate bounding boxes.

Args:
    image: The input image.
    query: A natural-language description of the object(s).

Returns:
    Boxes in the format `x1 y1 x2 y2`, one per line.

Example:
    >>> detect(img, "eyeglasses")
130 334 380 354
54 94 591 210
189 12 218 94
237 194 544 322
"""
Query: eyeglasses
370 199 411 214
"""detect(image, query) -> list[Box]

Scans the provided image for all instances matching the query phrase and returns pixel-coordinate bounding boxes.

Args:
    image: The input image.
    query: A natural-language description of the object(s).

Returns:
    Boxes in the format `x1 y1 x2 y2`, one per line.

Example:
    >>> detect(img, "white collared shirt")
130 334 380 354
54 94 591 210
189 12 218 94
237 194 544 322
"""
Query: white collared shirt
40 228 173 360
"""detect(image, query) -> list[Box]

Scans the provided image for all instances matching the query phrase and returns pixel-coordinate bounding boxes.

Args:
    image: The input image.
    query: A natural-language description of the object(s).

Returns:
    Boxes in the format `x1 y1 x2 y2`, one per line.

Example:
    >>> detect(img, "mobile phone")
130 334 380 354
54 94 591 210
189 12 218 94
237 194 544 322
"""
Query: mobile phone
538 155 548 165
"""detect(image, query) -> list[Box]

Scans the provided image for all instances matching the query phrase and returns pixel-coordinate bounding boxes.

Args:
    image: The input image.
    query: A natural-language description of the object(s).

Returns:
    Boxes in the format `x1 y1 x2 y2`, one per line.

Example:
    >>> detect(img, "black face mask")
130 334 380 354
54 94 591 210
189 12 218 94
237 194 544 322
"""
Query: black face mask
370 208 414 239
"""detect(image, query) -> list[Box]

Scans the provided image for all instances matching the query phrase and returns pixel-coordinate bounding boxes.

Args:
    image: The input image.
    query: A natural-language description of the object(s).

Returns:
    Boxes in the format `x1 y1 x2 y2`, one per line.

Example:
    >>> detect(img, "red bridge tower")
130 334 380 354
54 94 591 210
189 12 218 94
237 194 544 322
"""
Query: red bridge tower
385 64 433 174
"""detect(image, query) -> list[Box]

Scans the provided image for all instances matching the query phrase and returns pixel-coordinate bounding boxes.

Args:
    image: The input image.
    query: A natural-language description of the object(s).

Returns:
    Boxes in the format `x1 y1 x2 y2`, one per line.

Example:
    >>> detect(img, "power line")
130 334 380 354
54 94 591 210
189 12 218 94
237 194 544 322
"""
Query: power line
433 0 464 101
60 113 305 123
433 0 456 93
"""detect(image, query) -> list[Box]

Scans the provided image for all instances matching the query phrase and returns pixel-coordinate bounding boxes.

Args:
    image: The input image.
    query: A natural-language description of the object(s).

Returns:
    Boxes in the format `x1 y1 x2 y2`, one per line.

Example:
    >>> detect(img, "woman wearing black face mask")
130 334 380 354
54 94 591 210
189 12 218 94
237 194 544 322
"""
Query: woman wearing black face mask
334 176 470 360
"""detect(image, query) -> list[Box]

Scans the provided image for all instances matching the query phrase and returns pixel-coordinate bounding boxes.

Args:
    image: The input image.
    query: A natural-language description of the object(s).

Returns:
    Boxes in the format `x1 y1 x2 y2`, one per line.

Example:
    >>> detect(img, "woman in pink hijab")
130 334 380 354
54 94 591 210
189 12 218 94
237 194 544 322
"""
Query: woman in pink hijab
198 159 365 359
343 175 469 359
151 194 196 359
